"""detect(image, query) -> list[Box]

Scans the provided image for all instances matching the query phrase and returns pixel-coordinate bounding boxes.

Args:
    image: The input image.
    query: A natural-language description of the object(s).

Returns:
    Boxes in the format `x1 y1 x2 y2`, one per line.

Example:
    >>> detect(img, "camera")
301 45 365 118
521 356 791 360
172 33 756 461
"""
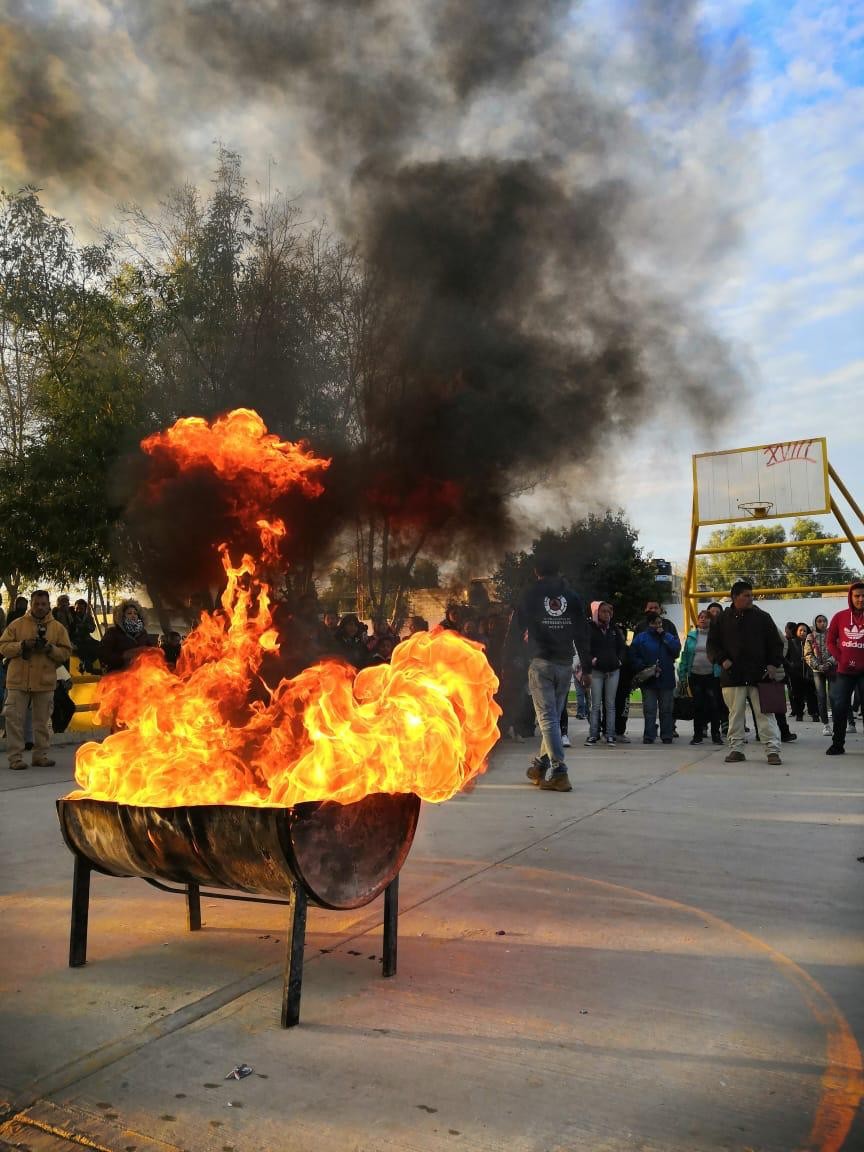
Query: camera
34 624 48 650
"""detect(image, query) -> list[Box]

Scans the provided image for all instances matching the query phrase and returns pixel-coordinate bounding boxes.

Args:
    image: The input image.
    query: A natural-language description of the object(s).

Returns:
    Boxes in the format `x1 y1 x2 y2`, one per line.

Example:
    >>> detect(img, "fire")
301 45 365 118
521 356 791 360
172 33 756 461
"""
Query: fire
70 410 500 808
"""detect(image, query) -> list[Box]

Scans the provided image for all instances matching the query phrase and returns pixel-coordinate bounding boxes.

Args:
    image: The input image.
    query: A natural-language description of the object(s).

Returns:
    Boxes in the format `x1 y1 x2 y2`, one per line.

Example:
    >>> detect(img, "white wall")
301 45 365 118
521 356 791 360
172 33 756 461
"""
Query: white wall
690 595 851 633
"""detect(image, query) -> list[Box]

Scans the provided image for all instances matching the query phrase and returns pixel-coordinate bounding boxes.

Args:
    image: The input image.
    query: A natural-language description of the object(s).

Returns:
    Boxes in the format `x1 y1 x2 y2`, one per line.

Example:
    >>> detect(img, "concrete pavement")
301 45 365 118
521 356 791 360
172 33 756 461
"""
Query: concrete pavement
1 720 863 1151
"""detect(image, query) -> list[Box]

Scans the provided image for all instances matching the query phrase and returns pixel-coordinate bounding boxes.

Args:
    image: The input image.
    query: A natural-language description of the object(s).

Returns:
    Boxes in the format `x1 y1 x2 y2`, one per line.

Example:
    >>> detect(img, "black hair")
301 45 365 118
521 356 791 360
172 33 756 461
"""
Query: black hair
729 579 753 600
535 557 559 578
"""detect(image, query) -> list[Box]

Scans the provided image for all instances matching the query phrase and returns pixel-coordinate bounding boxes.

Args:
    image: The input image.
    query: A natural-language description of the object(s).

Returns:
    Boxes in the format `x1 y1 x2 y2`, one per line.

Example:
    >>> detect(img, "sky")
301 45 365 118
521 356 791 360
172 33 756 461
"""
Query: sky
607 0 864 568
0 0 862 575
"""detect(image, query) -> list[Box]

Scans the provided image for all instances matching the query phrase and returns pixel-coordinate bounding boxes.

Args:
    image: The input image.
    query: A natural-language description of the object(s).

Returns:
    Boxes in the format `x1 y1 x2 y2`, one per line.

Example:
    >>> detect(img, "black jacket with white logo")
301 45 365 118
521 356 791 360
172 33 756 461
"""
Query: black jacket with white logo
516 577 590 667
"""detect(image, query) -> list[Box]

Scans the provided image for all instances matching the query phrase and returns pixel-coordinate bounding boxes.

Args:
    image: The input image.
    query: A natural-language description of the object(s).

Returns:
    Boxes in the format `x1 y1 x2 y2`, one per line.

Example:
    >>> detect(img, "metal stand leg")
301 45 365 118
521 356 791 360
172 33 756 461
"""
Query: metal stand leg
382 875 398 978
186 882 201 931
281 883 308 1028
69 855 91 967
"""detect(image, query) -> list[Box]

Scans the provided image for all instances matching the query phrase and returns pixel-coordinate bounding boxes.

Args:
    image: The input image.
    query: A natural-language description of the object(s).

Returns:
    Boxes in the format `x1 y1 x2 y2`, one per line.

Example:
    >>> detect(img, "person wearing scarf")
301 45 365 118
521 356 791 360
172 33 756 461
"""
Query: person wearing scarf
99 599 155 673
804 613 836 735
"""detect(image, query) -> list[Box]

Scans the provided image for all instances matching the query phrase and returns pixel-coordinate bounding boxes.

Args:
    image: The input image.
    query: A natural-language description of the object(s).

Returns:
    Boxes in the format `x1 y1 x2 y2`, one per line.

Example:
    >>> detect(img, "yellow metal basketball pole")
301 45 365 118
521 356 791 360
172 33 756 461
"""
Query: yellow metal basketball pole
684 493 700 631
686 449 863 612
686 443 864 616
694 536 864 555
829 498 864 570
686 584 855 601
829 464 864 526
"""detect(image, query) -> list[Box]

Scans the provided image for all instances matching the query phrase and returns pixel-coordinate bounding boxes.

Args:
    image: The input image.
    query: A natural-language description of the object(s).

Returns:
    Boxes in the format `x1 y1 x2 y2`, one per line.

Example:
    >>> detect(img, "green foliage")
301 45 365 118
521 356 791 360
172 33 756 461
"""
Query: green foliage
412 558 441 588
0 186 111 466
0 458 40 595
695 523 788 595
785 518 859 591
0 185 165 598
696 518 859 597
492 511 659 629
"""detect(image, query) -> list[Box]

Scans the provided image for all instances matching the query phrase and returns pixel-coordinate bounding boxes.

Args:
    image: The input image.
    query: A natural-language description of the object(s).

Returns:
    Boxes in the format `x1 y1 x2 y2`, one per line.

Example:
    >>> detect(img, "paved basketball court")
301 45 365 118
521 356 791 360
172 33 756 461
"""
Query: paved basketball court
1 721 862 1151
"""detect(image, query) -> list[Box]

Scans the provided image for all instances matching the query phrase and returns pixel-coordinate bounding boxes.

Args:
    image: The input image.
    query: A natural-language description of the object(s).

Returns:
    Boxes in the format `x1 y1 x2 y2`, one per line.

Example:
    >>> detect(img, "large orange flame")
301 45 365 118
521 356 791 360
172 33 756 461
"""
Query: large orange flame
70 411 500 807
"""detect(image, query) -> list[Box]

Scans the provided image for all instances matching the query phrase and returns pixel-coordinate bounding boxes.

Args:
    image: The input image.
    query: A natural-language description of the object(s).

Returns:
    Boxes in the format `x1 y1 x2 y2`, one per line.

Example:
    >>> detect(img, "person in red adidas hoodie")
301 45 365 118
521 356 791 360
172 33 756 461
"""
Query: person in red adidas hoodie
825 581 864 755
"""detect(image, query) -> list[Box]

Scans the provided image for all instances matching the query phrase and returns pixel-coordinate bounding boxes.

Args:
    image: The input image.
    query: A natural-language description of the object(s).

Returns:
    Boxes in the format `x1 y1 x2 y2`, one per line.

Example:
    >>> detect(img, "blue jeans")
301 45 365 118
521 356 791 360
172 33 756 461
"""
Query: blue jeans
528 658 572 768
831 673 864 745
812 671 830 725
642 685 674 741
573 677 589 717
590 669 620 739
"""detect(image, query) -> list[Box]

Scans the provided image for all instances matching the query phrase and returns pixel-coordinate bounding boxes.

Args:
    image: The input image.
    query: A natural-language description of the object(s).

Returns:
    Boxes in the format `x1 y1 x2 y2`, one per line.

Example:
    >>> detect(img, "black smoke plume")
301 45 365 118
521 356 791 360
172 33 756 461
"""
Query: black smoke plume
2 0 748 579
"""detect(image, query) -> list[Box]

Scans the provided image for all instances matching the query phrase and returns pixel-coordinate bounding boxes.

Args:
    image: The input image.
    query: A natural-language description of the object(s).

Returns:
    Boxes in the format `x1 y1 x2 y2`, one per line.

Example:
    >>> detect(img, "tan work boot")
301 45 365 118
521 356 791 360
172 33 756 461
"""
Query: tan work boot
31 756 56 767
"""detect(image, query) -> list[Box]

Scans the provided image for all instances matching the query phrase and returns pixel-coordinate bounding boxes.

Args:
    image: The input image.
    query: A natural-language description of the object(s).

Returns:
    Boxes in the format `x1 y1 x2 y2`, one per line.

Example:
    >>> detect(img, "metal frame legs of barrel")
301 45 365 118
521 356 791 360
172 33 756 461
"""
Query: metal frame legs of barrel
66 854 400 1028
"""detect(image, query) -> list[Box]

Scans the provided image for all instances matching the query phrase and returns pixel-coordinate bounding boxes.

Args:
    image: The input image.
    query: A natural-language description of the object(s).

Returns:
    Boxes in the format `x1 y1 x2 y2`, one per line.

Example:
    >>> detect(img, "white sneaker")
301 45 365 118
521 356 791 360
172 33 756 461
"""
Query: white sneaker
562 734 571 747
822 724 831 736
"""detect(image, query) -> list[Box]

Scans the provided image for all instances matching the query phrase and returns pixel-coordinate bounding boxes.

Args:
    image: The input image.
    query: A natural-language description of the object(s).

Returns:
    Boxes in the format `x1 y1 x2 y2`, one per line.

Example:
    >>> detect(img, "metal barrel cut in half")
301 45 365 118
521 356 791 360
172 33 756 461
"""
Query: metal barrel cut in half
57 792 421 910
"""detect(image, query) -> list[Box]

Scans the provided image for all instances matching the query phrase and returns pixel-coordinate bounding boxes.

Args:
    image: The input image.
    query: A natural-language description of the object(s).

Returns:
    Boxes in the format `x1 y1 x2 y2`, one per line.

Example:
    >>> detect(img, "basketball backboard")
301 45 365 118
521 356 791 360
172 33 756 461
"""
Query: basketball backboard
693 438 830 525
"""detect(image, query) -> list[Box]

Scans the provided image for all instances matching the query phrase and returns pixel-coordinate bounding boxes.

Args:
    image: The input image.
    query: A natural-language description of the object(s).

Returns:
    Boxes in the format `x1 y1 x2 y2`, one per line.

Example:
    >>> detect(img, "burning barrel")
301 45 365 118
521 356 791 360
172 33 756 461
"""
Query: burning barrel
56 410 500 1027
57 792 421 1026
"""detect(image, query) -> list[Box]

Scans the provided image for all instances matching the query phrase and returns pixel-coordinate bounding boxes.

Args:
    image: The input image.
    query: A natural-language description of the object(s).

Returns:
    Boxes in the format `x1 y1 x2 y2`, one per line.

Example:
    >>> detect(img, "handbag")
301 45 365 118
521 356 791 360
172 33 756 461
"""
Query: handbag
756 679 786 714
632 662 659 687
673 681 696 722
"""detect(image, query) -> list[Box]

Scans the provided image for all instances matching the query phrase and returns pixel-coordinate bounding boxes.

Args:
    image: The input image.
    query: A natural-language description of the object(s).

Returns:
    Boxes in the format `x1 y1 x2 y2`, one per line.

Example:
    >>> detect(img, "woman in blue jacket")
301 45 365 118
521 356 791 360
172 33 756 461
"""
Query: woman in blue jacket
630 611 681 743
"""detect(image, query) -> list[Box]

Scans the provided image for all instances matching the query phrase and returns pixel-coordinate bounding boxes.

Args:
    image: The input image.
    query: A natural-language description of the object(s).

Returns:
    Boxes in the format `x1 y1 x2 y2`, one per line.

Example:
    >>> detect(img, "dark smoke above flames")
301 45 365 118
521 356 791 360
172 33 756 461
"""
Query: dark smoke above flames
1 0 749 561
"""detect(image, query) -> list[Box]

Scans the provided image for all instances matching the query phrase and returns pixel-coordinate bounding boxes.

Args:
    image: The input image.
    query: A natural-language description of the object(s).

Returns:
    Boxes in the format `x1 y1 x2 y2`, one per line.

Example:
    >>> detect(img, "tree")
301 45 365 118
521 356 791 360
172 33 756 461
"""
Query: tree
785 518 859 592
492 512 659 629
0 187 112 463
0 187 136 602
695 519 860 597
412 558 441 588
0 457 41 601
695 523 788 596
320 555 441 619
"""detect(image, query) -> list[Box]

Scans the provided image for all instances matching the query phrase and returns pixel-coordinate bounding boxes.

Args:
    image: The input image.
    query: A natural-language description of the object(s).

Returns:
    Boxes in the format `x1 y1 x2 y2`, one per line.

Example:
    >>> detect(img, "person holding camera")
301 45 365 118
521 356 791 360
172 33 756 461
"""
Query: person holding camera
630 610 681 743
0 589 72 770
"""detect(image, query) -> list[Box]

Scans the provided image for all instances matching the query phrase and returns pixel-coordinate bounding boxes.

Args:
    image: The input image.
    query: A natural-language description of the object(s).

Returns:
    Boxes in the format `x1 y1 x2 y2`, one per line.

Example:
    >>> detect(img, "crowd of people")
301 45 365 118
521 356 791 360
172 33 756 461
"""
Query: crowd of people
509 564 864 793
2 577 863 777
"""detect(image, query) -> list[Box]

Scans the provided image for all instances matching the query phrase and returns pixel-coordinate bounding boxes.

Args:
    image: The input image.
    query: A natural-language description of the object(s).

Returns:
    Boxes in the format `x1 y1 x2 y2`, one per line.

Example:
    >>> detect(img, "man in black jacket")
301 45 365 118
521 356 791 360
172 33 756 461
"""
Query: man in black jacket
516 558 591 792
707 579 785 765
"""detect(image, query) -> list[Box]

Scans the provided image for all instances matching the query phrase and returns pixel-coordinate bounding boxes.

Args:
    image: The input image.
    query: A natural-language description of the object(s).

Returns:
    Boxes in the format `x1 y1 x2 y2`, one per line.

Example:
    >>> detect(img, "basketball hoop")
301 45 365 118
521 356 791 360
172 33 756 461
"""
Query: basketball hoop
737 501 774 519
